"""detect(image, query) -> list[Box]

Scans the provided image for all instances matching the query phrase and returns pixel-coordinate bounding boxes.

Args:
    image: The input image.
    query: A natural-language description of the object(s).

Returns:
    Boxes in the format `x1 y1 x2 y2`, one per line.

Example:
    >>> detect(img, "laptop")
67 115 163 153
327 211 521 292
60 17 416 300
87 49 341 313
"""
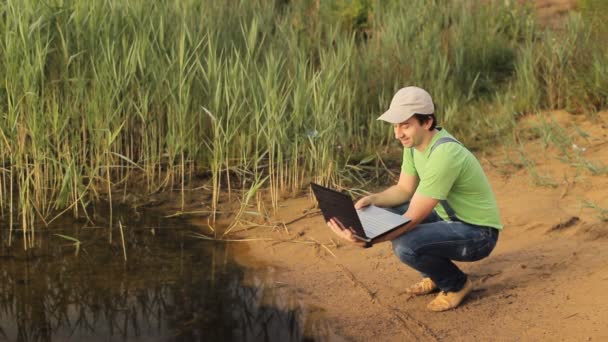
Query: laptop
310 183 411 242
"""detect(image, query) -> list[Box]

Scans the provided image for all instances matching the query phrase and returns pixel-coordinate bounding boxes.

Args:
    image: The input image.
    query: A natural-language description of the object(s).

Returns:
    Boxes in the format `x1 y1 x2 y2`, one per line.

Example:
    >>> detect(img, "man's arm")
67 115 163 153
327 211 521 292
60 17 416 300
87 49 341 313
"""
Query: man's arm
372 192 439 243
355 172 418 209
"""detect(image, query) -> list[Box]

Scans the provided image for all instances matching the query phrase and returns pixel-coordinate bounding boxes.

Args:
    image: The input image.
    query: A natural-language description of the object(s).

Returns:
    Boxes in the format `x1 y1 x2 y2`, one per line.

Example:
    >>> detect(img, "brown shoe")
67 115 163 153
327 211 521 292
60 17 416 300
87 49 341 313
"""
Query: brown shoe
427 278 473 312
405 277 437 296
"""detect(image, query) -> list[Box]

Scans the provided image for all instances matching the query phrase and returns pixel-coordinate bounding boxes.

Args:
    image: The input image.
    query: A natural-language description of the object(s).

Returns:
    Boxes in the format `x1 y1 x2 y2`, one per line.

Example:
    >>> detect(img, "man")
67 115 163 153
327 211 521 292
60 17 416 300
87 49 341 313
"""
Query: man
327 86 502 312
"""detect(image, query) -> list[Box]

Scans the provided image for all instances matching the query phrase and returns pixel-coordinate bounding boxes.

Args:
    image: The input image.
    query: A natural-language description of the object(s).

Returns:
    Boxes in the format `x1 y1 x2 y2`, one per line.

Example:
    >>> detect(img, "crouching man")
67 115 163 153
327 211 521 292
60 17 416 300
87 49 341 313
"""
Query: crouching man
328 87 502 311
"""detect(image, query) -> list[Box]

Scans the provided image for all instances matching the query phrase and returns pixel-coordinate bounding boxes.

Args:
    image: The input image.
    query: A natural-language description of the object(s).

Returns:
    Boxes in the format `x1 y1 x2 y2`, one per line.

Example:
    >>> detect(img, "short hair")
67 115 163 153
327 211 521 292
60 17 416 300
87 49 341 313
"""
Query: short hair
412 114 437 131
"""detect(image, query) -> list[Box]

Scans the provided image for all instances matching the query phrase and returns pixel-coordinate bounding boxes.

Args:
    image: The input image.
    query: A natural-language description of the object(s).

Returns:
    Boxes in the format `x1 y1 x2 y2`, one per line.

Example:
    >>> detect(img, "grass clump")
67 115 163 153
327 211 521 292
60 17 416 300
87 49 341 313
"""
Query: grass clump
582 200 608 222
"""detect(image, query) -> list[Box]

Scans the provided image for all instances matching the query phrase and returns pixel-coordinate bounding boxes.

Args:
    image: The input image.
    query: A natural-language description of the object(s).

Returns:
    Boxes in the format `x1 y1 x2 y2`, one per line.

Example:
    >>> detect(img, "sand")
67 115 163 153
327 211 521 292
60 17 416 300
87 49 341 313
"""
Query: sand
190 110 608 341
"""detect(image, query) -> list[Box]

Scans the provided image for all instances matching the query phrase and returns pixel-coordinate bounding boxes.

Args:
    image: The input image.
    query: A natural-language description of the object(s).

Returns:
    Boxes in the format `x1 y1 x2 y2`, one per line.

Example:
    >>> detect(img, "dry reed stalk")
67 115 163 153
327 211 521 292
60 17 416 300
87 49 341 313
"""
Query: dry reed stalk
118 221 127 261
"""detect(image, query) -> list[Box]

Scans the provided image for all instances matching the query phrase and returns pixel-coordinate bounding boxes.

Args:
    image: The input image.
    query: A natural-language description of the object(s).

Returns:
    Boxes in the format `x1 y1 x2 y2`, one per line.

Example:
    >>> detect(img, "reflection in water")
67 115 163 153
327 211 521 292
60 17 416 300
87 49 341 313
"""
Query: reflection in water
0 207 330 341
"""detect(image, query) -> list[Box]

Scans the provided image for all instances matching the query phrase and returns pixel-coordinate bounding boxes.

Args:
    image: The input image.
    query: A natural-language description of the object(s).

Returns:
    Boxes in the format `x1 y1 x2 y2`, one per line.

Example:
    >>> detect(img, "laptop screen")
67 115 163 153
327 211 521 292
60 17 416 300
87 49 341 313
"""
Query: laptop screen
310 183 367 238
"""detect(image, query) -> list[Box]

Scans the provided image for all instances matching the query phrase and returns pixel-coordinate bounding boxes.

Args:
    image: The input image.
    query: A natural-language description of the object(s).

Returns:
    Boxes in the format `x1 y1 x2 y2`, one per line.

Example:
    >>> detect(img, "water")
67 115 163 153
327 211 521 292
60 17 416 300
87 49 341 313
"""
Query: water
0 207 332 341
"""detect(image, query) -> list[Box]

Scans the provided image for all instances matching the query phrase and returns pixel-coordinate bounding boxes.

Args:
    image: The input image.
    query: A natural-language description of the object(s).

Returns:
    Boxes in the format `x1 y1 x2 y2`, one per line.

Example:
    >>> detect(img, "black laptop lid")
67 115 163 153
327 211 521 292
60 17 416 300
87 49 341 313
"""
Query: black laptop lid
310 183 366 238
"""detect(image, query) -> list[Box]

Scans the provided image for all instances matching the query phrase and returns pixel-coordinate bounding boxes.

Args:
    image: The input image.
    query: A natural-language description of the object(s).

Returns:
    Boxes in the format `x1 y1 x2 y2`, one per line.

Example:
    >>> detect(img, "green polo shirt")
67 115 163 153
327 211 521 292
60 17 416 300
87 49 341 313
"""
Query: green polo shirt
401 129 503 229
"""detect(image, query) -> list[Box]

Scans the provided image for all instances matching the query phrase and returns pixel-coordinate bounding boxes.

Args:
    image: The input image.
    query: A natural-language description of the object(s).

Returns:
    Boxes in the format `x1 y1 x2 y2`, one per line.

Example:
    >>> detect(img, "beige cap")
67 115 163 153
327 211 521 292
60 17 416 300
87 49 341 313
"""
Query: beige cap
377 86 435 124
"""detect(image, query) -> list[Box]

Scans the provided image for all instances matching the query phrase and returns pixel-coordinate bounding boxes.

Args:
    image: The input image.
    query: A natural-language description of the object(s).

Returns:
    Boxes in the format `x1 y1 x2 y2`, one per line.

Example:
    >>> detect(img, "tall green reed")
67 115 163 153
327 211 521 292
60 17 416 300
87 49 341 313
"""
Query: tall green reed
1 0 607 244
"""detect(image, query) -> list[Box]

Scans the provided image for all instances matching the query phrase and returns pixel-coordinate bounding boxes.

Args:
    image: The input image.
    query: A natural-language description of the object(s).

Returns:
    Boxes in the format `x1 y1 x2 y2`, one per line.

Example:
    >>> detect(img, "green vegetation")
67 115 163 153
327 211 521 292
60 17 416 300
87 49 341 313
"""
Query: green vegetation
582 200 608 222
54 233 82 256
1 0 607 242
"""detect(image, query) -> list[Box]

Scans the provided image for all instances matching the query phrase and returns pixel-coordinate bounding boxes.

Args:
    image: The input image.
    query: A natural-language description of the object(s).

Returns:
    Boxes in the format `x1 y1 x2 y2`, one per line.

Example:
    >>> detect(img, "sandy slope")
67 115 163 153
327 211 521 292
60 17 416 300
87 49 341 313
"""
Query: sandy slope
219 111 608 341
533 0 578 27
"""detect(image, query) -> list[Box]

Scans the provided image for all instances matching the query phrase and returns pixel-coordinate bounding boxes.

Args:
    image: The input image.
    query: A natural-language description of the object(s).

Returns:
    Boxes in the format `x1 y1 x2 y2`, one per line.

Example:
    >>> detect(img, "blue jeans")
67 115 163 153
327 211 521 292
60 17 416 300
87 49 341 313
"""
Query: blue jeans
387 203 499 292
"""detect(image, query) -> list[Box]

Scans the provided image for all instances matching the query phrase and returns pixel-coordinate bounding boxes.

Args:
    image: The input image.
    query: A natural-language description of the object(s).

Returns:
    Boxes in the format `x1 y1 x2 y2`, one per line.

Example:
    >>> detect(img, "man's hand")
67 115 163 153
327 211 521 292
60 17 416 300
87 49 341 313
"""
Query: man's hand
327 218 369 248
354 195 374 209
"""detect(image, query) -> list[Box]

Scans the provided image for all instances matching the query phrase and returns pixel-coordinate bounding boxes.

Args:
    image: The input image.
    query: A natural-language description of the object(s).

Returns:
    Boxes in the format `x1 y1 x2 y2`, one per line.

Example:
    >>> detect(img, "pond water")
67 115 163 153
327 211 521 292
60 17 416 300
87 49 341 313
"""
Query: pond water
0 206 332 341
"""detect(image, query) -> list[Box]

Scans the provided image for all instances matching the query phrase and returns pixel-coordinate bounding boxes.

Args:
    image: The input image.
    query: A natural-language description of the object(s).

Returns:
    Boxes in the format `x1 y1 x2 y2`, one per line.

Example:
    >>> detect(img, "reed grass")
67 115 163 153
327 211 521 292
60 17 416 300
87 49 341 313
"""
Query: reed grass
1 0 607 244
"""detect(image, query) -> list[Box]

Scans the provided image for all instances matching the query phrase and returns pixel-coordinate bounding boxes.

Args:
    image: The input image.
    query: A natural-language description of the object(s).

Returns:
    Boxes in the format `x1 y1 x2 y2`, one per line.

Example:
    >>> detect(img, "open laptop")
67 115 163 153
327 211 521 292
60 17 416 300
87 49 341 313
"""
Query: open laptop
310 183 411 242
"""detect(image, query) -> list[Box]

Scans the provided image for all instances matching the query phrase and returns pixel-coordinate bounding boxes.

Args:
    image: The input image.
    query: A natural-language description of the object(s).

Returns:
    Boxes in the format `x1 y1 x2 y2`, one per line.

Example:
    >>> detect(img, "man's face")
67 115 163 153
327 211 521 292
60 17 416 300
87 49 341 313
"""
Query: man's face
393 116 430 148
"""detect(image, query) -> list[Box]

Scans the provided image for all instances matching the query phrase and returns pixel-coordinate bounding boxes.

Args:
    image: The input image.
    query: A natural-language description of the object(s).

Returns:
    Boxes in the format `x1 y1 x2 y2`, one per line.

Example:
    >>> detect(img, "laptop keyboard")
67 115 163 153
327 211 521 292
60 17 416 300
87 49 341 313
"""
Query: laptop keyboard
359 208 408 237
359 215 388 235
